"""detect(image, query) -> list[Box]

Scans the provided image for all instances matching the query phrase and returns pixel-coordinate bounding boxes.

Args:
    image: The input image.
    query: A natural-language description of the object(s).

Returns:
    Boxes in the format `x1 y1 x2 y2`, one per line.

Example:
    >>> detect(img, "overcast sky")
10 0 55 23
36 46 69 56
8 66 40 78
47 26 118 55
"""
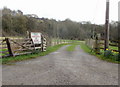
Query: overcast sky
0 0 120 24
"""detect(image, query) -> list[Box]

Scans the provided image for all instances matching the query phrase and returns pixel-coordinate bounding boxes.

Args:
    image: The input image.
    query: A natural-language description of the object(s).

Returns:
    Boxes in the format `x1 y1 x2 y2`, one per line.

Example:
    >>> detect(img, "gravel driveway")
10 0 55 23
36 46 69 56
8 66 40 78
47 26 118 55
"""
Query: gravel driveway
2 45 118 85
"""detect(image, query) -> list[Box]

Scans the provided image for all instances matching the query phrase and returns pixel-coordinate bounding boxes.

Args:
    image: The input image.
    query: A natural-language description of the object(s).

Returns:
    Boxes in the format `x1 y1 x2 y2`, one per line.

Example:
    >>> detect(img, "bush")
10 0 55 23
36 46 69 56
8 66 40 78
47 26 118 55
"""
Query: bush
113 53 120 61
104 50 113 58
113 53 119 61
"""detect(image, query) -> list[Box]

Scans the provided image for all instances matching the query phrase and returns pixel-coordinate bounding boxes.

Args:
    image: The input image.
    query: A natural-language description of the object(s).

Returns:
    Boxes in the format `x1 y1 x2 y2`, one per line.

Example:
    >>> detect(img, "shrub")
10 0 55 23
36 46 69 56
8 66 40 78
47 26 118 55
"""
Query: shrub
104 50 113 58
113 53 119 61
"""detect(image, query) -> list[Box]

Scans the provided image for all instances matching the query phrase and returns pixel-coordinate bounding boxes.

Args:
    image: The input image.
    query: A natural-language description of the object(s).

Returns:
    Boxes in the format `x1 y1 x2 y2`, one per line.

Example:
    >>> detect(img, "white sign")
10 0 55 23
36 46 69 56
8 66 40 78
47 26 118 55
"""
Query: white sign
31 32 41 44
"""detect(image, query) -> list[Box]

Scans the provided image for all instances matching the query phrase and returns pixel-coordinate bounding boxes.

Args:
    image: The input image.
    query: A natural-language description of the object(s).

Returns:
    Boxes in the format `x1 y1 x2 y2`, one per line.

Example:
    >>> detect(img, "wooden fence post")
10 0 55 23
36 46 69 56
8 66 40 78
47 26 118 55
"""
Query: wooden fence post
95 34 100 54
41 35 44 52
5 38 13 56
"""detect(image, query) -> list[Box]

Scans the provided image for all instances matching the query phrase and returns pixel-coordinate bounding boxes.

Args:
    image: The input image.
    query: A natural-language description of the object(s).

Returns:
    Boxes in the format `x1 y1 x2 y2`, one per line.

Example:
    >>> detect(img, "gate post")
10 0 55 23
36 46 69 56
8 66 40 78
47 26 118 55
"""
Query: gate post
5 38 13 56
41 35 44 52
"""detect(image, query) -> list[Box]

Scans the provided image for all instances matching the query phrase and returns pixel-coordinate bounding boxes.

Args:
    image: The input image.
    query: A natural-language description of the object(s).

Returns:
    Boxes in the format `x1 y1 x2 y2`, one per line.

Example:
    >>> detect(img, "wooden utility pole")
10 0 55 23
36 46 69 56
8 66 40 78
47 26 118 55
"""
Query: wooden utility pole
118 1 120 58
104 0 110 51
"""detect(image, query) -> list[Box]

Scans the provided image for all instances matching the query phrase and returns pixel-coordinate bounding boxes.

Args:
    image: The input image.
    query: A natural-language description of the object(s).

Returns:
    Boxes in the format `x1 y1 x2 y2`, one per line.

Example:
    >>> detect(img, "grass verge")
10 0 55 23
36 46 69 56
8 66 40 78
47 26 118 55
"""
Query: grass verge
79 42 120 64
1 43 68 64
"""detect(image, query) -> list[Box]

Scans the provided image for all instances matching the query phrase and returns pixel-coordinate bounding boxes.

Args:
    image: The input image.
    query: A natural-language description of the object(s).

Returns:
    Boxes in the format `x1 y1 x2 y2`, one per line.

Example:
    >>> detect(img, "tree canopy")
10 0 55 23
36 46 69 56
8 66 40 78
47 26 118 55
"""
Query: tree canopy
1 7 118 41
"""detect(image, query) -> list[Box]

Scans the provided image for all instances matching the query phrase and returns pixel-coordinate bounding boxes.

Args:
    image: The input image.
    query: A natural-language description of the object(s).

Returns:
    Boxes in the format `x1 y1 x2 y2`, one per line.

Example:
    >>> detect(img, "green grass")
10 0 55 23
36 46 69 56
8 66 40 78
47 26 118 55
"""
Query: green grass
79 42 90 53
66 43 79 51
79 42 120 64
0 49 8 56
66 44 76 51
110 46 118 50
98 45 118 55
0 43 69 64
0 49 7 51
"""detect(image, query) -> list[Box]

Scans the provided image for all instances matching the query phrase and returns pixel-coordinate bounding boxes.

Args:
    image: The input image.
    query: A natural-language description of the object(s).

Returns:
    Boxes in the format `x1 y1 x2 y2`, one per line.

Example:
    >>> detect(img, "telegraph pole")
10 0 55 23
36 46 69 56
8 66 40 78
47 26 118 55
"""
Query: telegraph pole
118 1 120 58
104 0 110 51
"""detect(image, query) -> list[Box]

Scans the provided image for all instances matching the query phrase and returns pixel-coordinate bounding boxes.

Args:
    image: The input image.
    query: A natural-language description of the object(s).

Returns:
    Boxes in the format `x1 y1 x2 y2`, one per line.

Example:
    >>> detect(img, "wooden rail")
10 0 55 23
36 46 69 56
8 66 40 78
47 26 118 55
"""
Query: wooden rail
0 37 47 58
85 39 119 54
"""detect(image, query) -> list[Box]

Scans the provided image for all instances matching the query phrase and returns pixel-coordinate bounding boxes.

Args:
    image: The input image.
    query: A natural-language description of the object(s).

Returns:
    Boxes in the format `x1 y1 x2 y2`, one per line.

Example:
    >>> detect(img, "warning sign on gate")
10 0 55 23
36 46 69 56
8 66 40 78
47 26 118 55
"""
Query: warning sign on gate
31 32 41 44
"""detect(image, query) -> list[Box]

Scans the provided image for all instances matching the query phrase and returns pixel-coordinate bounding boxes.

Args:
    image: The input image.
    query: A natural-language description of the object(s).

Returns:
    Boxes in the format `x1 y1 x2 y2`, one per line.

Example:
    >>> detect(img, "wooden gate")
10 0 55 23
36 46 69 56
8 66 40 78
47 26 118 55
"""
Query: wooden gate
0 37 47 58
